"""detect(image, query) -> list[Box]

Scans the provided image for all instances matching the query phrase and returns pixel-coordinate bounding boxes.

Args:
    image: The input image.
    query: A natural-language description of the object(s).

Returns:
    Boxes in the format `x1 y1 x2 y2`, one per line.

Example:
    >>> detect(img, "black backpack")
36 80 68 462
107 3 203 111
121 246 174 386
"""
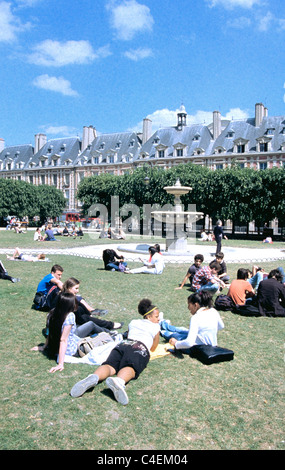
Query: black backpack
214 294 235 311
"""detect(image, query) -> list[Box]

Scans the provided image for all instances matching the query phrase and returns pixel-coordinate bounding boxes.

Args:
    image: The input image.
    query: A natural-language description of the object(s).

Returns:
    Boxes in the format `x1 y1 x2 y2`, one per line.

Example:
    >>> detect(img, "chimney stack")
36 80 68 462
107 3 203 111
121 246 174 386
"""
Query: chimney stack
213 110 221 139
142 118 152 144
255 103 265 127
82 125 96 150
34 133 47 154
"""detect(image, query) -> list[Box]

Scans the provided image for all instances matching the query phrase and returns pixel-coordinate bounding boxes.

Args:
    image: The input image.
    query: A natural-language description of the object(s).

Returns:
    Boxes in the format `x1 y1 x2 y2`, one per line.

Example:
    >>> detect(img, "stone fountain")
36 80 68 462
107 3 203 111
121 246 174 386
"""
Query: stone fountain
117 178 204 257
151 179 204 252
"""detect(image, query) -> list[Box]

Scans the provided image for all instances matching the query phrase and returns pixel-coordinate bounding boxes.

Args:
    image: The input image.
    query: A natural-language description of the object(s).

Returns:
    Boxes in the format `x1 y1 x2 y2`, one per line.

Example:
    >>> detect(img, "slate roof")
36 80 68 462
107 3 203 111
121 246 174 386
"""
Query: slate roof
76 131 141 166
31 137 81 167
0 144 34 169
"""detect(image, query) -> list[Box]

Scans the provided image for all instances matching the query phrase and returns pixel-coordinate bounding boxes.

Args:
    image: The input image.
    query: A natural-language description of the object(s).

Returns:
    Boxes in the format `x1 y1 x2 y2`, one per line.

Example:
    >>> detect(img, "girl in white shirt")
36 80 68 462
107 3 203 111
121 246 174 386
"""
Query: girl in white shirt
161 291 224 351
70 298 161 405
127 246 164 275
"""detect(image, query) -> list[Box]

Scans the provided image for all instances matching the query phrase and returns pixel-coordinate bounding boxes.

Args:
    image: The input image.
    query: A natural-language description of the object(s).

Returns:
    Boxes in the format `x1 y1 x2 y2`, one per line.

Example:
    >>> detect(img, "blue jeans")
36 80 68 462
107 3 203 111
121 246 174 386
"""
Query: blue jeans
248 272 263 290
197 282 219 293
75 321 108 337
107 262 127 271
160 320 188 341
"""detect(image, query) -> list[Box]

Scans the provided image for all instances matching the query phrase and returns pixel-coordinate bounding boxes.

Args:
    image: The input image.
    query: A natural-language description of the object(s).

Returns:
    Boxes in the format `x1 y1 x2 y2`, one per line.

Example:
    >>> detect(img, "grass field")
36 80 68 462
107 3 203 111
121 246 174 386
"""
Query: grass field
0 231 284 450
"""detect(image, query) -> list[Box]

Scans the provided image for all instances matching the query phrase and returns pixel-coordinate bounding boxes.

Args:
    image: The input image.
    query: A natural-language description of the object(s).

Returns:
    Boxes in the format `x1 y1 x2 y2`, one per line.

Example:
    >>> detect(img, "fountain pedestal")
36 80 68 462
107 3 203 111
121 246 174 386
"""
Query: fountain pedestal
151 179 204 253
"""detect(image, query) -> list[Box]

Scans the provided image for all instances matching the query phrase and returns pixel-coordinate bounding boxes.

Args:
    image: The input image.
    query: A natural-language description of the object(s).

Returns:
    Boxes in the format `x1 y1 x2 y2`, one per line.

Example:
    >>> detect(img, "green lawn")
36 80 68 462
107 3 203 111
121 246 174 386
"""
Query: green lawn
0 231 284 450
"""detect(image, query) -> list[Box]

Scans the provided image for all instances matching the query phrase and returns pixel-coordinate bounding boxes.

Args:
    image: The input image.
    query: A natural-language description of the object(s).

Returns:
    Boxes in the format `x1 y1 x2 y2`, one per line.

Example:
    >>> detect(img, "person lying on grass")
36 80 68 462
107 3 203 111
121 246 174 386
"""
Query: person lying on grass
70 298 161 405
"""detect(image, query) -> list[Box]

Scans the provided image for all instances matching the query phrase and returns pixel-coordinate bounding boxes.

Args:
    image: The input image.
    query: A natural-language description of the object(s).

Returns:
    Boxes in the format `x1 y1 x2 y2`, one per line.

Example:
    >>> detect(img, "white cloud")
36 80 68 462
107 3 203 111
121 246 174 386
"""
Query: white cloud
42 125 78 136
124 47 154 61
27 40 111 66
206 0 261 8
32 74 78 96
131 107 249 133
0 1 31 42
226 16 251 29
106 0 154 40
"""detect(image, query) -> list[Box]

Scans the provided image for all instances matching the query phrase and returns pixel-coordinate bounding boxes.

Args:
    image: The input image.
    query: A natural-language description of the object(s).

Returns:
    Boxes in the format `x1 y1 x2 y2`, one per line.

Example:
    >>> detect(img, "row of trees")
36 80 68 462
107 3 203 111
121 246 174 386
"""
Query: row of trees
77 163 285 230
0 179 66 224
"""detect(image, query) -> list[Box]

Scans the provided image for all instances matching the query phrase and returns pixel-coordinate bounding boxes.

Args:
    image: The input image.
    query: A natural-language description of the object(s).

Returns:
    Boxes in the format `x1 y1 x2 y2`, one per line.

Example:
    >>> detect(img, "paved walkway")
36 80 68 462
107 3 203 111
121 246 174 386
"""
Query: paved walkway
1 241 284 264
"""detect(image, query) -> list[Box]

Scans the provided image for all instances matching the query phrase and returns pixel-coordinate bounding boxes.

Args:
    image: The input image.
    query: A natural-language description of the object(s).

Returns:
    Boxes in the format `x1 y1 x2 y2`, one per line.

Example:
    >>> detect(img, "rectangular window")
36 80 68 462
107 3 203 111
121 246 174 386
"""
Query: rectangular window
237 144 245 153
260 143 268 152
158 150 165 158
259 162 267 170
176 149 183 157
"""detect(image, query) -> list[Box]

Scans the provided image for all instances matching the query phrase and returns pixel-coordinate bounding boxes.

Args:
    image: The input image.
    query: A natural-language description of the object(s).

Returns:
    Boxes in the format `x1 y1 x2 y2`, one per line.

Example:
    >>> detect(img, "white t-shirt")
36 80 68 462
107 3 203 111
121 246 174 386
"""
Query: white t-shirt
145 252 164 274
175 307 224 350
128 318 160 351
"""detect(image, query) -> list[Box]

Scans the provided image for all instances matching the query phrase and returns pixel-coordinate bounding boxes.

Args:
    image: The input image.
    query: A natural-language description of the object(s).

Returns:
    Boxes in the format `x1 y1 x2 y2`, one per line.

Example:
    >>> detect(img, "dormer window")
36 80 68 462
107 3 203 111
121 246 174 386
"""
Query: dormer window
193 133 200 141
173 142 186 158
99 143 105 150
256 136 271 153
108 155 114 164
234 138 249 154
226 131 235 138
194 147 205 156
116 141 121 149
60 144 66 152
129 139 135 148
153 137 160 144
214 146 225 155
266 128 274 135
47 146 53 154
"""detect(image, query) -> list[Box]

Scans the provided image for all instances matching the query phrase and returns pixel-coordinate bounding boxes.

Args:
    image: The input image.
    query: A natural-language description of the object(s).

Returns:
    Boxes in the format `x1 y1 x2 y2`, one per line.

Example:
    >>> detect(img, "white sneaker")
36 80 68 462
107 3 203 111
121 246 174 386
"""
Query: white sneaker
70 374 98 397
106 377 129 405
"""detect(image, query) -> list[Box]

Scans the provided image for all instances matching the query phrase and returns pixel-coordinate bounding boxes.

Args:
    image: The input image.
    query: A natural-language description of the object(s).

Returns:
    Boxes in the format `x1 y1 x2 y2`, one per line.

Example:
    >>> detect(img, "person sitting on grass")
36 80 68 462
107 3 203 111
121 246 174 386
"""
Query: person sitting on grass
0 259 20 283
102 249 127 272
126 246 164 275
257 269 285 317
31 292 112 372
175 253 204 290
214 252 230 284
46 277 123 332
161 291 224 352
70 298 161 405
33 264 64 310
227 268 255 306
191 261 225 294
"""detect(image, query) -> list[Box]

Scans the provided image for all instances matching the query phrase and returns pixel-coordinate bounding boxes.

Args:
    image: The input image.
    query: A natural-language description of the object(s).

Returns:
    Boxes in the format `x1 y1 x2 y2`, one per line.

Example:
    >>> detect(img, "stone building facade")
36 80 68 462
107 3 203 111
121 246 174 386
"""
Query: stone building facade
0 102 284 211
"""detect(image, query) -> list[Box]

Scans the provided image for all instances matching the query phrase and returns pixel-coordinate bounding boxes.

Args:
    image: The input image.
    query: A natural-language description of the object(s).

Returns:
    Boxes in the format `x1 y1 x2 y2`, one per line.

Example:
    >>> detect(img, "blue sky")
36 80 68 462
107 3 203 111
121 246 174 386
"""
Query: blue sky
1 0 284 147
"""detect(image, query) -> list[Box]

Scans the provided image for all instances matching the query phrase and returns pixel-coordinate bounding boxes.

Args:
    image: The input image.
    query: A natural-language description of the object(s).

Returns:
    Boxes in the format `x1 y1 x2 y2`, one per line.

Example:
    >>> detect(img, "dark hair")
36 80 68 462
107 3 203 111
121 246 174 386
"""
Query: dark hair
51 264 64 273
148 246 157 257
268 269 282 282
154 244 160 252
187 291 213 309
237 268 249 280
209 260 221 271
194 254 204 262
138 298 157 317
63 277 80 292
47 292 76 359
216 252 224 259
